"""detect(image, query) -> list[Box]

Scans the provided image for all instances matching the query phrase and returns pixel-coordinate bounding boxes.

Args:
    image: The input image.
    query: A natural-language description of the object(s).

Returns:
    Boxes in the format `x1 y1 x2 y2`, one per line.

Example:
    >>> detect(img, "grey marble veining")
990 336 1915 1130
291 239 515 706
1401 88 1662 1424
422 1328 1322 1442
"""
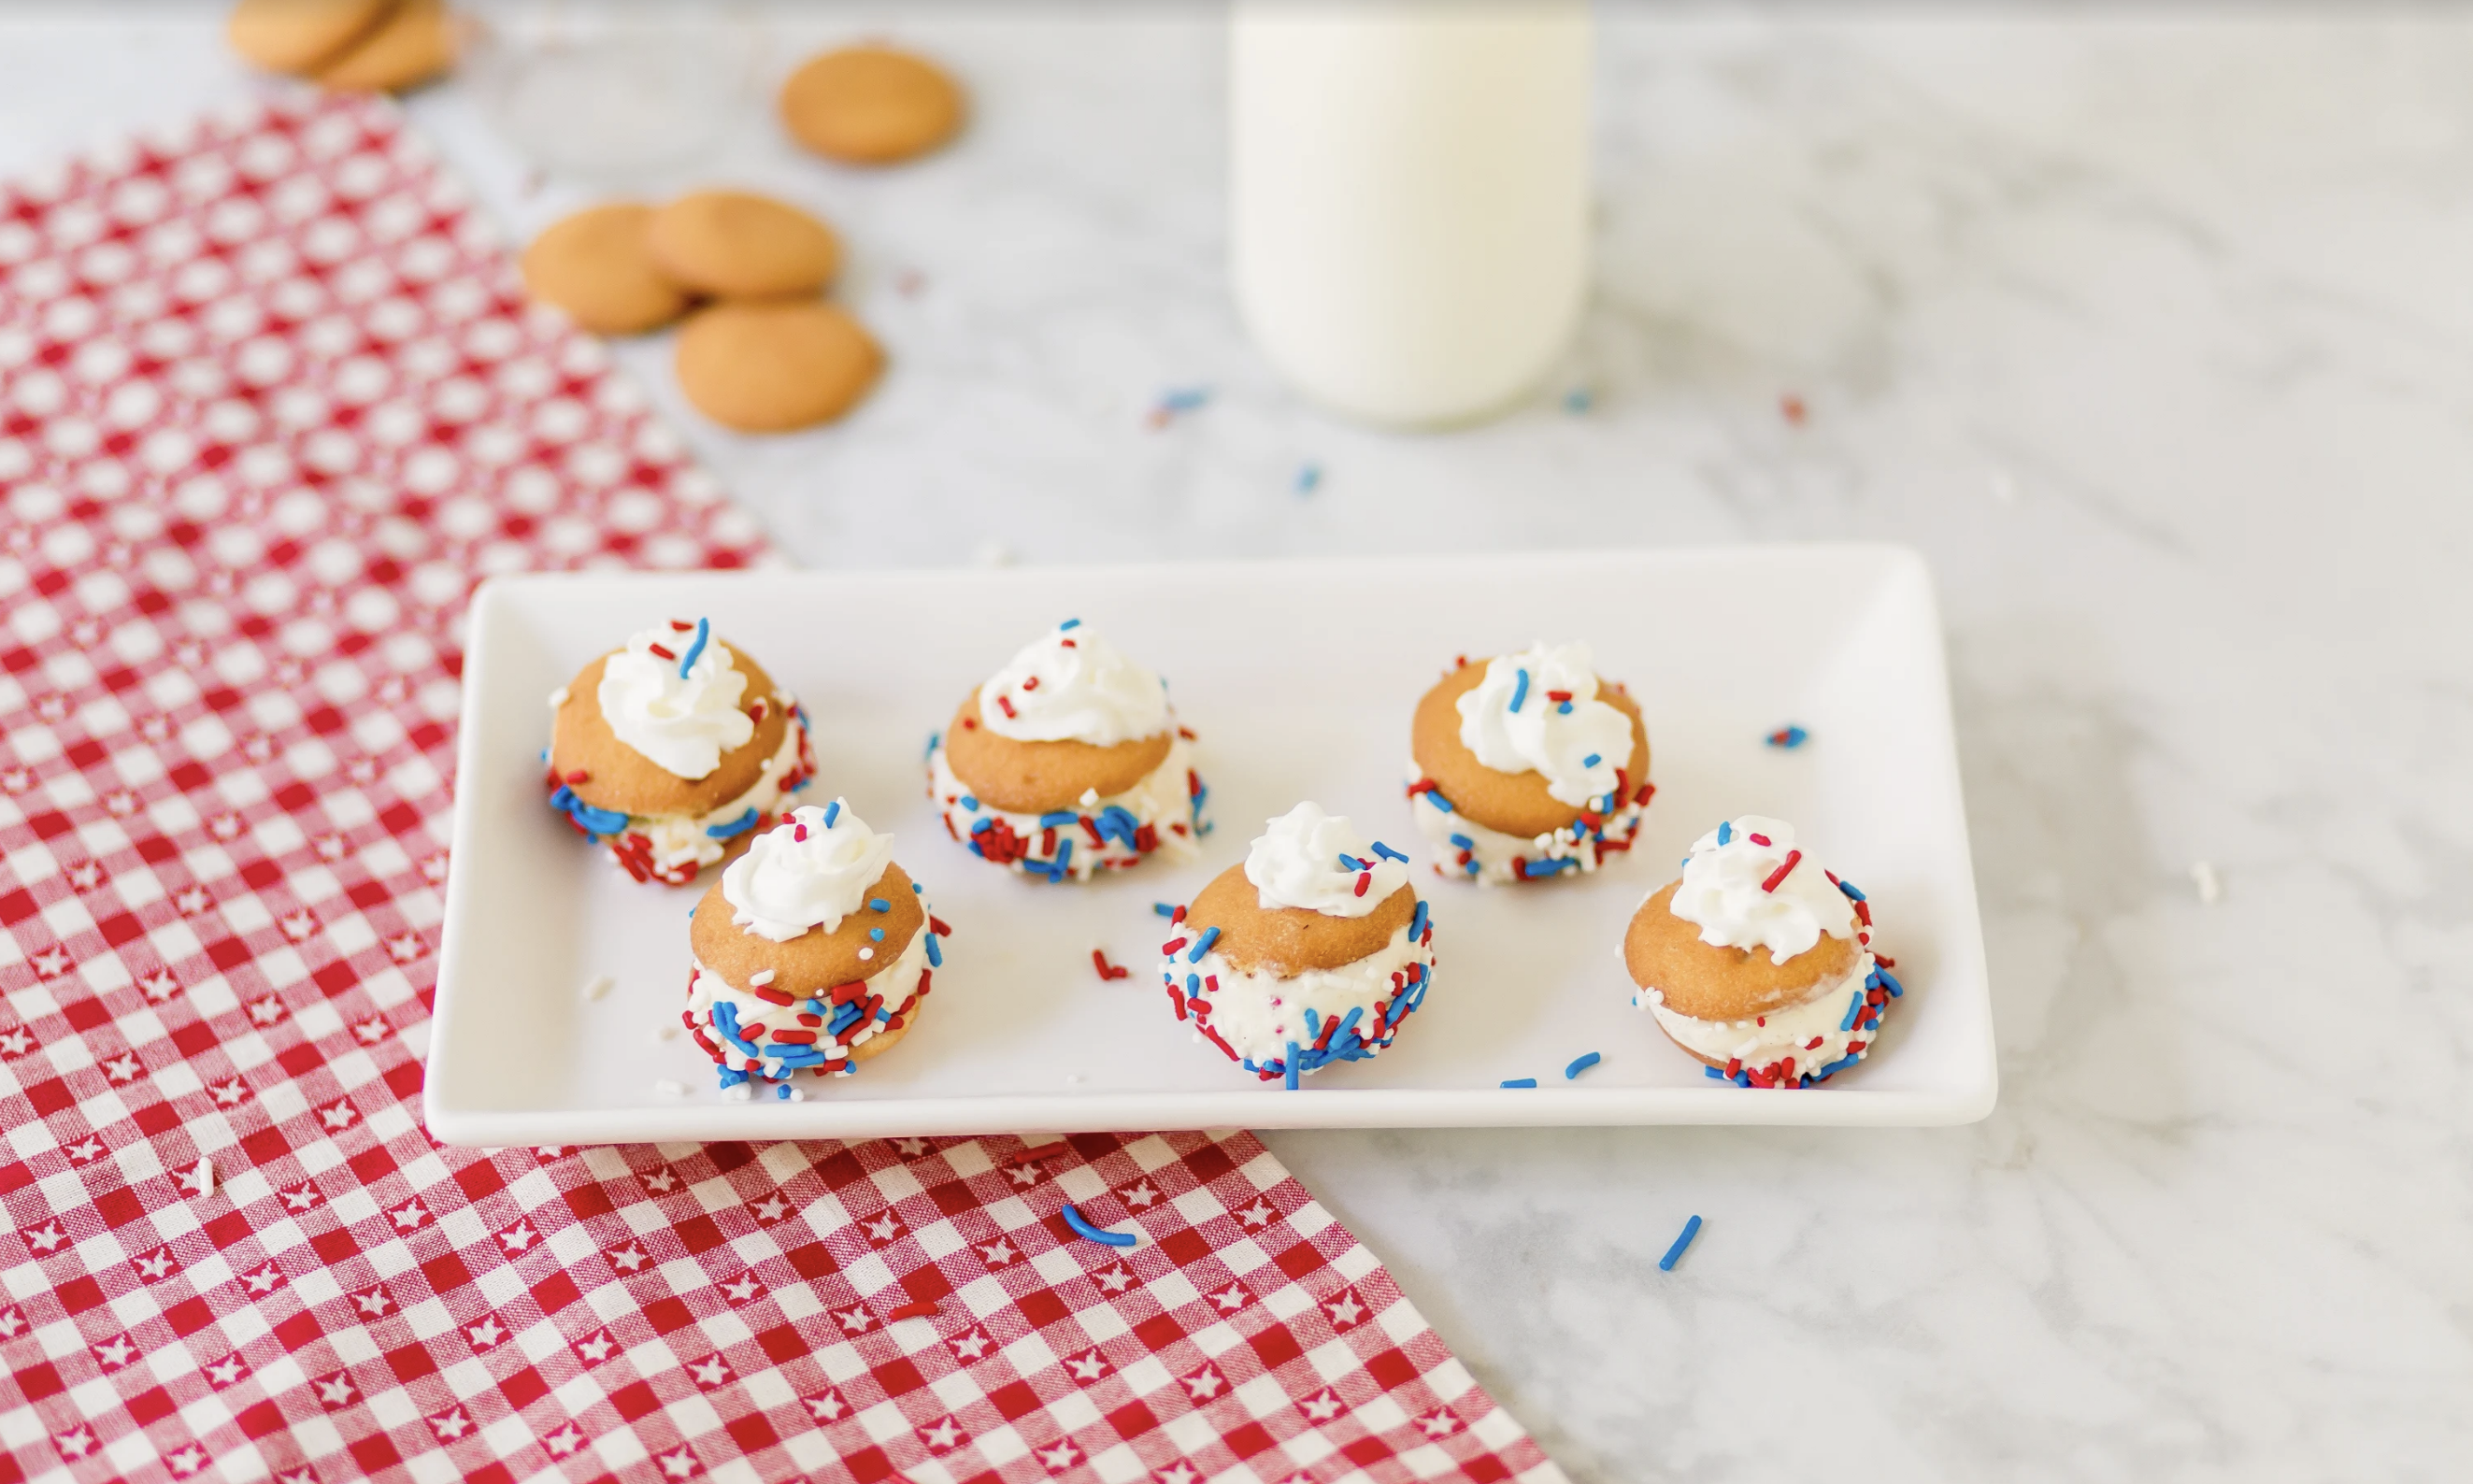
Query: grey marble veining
0 8 2466 1480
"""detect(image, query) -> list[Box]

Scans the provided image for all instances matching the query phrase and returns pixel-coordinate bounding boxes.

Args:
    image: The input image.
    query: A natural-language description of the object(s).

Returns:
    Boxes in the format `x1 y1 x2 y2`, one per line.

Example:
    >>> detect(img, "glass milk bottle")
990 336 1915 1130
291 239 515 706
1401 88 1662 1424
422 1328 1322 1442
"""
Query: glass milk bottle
1229 1 1592 427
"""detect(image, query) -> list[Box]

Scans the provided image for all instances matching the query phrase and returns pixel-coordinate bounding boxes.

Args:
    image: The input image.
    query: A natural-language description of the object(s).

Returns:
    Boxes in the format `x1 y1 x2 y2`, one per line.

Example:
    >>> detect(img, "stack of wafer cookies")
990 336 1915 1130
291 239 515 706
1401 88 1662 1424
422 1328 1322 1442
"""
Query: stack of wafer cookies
227 0 460 94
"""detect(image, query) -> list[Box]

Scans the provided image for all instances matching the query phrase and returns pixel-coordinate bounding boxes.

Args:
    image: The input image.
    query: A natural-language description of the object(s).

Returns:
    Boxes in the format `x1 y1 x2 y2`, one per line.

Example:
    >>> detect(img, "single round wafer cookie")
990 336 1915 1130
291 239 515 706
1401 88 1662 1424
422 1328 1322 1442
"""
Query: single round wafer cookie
674 300 881 433
316 0 455 93
521 203 693 335
693 862 924 998
942 690 1173 815
646 190 840 301
1622 879 1860 1021
1186 863 1415 977
550 649 792 820
227 0 397 76
779 44 966 165
1410 658 1649 841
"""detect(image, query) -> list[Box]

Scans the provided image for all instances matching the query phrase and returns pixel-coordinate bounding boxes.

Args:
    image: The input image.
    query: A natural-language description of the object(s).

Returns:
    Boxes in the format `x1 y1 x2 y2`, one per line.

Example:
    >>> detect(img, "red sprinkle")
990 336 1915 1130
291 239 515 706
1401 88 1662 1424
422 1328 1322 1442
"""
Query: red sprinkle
1353 872 1370 897
794 824 808 842
1748 833 1772 848
888 1300 940 1320
563 770 590 784
1022 677 1039 691
928 917 953 938
749 698 767 721
648 644 677 661
1761 849 1802 893
1092 949 1129 981
770 1029 818 1044
995 695 1017 719
1806 1036 1823 1050
1780 392 1808 424
962 717 978 730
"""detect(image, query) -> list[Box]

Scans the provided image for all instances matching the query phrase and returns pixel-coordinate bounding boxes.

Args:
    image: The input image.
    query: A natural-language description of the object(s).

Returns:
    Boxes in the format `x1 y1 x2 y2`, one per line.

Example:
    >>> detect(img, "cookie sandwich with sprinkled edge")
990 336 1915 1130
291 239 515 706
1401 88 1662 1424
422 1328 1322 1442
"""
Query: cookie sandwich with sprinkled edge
1406 642 1652 884
685 799 948 1098
1159 804 1436 1087
544 618 815 885
926 619 1207 881
1622 815 1902 1089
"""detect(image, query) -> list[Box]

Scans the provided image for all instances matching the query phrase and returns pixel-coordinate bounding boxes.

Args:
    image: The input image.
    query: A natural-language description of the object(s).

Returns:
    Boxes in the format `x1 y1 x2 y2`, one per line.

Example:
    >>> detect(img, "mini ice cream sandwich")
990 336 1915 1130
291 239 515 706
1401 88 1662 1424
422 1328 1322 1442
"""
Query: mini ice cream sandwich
1159 804 1437 1087
926 619 1206 881
543 619 815 885
1622 815 1902 1089
1405 643 1652 884
684 799 947 1097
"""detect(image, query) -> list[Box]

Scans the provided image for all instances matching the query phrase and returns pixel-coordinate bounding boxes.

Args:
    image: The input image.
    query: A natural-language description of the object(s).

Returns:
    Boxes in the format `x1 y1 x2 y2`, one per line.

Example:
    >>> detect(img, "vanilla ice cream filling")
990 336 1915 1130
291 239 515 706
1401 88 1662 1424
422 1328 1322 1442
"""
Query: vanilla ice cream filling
686 922 930 1077
1171 921 1433 1075
625 715 809 878
1636 949 1878 1077
1406 760 1645 886
929 731 1203 879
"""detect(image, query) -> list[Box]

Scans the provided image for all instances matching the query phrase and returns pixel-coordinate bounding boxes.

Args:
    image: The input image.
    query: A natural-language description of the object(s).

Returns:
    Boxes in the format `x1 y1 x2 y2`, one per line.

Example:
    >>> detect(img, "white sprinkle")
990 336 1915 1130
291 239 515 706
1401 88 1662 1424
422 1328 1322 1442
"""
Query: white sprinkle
182 1158 216 1197
582 975 614 1002
2191 861 2222 905
971 539 1014 568
722 1082 752 1103
749 970 775 987
784 1087 805 1103
1078 788 1100 807
549 687 569 707
858 949 874 962
654 1079 686 1098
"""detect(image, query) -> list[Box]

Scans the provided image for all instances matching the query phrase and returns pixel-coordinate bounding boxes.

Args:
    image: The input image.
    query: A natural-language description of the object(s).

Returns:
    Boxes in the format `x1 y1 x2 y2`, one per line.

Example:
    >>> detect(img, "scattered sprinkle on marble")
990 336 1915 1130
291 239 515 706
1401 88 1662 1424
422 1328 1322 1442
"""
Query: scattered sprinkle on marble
1765 725 1809 749
582 975 614 1002
1564 386 1594 414
1660 1214 1704 1271
1294 462 1322 495
2192 861 2223 905
1780 392 1808 424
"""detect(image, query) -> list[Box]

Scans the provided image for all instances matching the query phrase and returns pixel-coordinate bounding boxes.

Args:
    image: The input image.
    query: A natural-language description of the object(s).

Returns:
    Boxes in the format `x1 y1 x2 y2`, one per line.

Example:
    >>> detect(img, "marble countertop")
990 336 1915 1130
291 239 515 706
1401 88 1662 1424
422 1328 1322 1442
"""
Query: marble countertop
3 7 2466 1480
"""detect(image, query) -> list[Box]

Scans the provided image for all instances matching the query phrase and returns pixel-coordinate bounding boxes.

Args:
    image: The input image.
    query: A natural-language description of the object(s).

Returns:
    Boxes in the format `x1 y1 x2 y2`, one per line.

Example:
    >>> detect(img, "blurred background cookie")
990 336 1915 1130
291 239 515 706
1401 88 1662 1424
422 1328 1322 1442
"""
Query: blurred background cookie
226 0 397 77
779 43 965 165
647 190 841 300
520 202 693 335
315 0 457 93
674 300 882 432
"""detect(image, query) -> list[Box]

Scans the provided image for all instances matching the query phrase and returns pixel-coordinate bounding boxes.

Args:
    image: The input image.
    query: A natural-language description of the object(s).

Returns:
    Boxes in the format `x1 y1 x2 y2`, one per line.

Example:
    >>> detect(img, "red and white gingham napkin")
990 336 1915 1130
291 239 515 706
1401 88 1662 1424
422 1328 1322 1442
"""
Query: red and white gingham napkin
0 93 1563 1484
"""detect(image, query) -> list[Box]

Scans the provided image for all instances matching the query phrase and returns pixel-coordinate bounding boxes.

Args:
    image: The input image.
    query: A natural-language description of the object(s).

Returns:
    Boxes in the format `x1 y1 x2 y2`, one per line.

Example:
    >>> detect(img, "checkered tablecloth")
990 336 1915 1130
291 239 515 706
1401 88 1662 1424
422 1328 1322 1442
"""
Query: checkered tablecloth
0 92 1563 1484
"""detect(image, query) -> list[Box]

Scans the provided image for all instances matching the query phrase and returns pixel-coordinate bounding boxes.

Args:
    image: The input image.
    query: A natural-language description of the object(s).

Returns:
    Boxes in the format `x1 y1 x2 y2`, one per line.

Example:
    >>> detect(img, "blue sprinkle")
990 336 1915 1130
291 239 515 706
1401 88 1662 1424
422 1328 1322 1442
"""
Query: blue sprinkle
1508 668 1529 713
1051 838 1075 878
1408 900 1429 943
774 1047 825 1067
1717 820 1732 846
1294 463 1321 495
1464 858 1480 877
800 999 825 1017
1704 1065 1724 1079
777 1083 792 1100
1837 878 1867 903
1061 1203 1136 1248
539 747 550 763
1876 967 1905 999
1337 853 1362 873
1448 834 1474 850
960 796 979 812
869 898 891 913
1153 903 1178 918
1038 811 1079 829
1564 387 1594 414
1284 1043 1300 1091
912 882 923 892
1558 702 1573 715
717 1069 748 1089
1840 993 1865 1032
1564 1052 1601 1080
1159 387 1209 413
1658 1215 1702 1272
1523 858 1577 878
1499 1077 1537 1089
1303 1006 1322 1041
1581 754 1600 769
1733 1070 1751 1087
969 818 993 835
869 927 884 942
705 806 759 840
1813 1054 1859 1079
823 800 841 827
1060 618 1082 631
924 934 942 968
924 732 940 761
1336 1006 1362 1042
1766 725 1810 749
1370 842 1408 863
1187 926 1220 963
1186 973 1200 994
1425 791 1454 814
549 786 631 840
678 617 710 678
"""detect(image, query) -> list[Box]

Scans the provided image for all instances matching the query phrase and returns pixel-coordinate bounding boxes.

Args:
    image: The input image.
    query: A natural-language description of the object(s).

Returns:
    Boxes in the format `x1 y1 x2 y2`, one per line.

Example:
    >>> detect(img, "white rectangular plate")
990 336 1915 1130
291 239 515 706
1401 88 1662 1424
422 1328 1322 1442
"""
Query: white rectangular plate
426 547 1995 1145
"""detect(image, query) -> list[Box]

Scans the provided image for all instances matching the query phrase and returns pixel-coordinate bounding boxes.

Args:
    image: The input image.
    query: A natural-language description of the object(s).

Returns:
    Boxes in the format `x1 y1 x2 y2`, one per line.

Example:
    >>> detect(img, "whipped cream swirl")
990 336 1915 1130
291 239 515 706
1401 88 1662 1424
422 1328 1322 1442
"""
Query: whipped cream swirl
1455 642 1632 807
597 619 754 779
979 620 1171 746
722 799 894 942
1245 803 1408 918
1666 815 1855 964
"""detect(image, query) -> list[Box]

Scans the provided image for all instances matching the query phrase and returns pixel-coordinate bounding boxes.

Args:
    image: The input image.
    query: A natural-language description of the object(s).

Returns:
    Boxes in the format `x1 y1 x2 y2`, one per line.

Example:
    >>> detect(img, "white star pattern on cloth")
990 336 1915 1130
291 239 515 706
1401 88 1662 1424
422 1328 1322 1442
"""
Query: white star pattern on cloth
863 1212 902 1244
1120 1179 1160 1209
0 1027 31 1055
657 1446 698 1478
248 997 287 1026
209 815 241 841
977 1236 1019 1266
918 1417 965 1452
352 1018 387 1044
66 1134 107 1163
280 1182 322 1211
206 1355 246 1387
536 1146 566 1159
92 1334 136 1368
390 1198 429 1230
1323 1288 1366 1329
318 1100 356 1131
132 1246 176 1280
1036 1438 1080 1471
67 861 100 890
24 1221 66 1253
348 759 379 786
350 1286 393 1319
1416 1406 1461 1438
497 1219 537 1254
1065 1348 1109 1382
279 911 315 941
386 933 422 962
1208 1282 1251 1314
242 1263 284 1294
644 1170 678 1194
1236 1198 1278 1228
608 1242 649 1273
688 1355 730 1387
103 1051 142 1083
212 1078 250 1106
1005 1162 1043 1188
315 1373 356 1406
574 1330 616 1363
1179 1363 1224 1403
54 1427 95 1459
893 1136 929 1156
422 853 448 883
32 946 69 977
141 970 179 1002
176 887 209 914
752 1194 791 1223
948 1327 993 1363
543 1424 586 1457
1093 1263 1135 1295
35 696 65 722
0 769 28 794
0 1307 23 1338
1155 1463 1201 1484
834 1305 874 1335
314 835 347 861
803 1390 848 1423
429 1408 471 1441
275 1469 316 1484
166 1443 210 1476
1298 1387 1345 1422
465 1316 507 1349
244 737 274 764
720 1272 761 1304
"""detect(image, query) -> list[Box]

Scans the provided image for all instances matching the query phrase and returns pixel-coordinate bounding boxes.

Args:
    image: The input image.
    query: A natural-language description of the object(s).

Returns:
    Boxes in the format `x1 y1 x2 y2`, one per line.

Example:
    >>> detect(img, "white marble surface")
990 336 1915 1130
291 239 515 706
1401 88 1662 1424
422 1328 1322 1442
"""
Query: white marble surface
3 7 2468 1480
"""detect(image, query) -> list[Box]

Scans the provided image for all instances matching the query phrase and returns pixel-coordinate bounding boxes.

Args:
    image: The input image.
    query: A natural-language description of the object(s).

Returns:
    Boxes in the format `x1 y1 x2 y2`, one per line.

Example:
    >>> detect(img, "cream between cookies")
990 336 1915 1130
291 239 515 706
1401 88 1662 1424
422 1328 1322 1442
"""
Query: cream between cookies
1636 951 1876 1075
1178 922 1431 1075
1405 759 1648 885
926 731 1204 881
686 924 930 1089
